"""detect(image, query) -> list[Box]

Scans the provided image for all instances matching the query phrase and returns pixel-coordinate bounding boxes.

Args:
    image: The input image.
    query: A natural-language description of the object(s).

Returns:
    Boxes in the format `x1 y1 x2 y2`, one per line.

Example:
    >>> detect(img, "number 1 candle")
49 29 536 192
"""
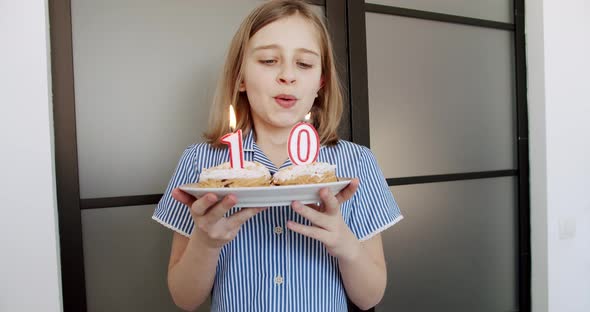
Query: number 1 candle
220 105 244 169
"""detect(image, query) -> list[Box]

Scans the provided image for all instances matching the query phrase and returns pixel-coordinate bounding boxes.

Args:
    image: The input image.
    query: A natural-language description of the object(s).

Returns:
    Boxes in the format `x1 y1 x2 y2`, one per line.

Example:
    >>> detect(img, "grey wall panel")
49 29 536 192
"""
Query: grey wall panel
71 0 265 198
367 0 513 23
380 177 518 311
81 205 210 312
366 13 516 178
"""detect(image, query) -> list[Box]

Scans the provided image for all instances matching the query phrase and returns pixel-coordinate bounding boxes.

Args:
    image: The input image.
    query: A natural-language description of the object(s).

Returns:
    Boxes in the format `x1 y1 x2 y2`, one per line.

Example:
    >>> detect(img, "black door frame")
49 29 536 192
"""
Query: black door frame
49 0 529 311
49 0 354 310
345 1 529 311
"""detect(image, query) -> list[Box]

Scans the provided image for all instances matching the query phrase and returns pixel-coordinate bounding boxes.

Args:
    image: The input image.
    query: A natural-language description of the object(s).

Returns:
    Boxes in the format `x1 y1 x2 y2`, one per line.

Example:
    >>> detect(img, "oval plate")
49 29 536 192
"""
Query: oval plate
179 178 352 208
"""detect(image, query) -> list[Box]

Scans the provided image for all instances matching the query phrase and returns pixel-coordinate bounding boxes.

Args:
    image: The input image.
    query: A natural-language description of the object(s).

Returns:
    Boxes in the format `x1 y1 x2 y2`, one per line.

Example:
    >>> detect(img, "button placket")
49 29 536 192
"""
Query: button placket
286 212 293 309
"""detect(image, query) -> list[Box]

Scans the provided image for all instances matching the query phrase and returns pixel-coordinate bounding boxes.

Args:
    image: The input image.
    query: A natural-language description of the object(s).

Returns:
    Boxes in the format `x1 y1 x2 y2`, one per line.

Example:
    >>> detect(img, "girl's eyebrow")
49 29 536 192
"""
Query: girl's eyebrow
253 44 320 57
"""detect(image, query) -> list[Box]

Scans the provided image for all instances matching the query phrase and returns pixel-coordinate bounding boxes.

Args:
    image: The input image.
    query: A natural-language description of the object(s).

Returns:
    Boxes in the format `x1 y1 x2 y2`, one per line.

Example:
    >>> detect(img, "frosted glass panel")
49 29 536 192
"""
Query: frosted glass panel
366 13 516 178
81 205 210 312
367 0 513 23
380 177 518 311
72 0 323 198
71 0 259 198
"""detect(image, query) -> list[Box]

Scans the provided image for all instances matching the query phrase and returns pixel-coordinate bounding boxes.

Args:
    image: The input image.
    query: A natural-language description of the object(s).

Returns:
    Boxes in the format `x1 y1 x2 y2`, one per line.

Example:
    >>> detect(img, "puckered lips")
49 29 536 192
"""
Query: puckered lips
274 94 297 109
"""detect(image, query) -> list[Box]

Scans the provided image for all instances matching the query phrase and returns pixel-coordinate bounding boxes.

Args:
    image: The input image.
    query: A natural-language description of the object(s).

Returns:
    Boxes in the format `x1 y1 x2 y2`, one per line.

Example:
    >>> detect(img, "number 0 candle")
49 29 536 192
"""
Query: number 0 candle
220 105 244 169
288 115 320 165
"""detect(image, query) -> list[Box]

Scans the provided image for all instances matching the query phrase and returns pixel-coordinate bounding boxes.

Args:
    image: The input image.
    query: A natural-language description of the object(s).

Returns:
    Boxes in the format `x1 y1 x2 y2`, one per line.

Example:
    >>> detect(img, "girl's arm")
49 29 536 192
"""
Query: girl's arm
167 232 220 311
167 188 265 311
337 234 387 310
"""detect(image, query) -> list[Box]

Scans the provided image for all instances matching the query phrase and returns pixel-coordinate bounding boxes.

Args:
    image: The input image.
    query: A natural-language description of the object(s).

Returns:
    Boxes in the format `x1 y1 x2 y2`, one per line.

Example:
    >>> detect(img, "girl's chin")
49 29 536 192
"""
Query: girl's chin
272 121 300 130
258 118 301 130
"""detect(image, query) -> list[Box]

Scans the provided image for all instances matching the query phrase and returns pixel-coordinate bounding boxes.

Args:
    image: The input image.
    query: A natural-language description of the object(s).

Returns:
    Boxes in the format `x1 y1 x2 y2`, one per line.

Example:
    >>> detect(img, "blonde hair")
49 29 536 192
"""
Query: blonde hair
204 0 343 147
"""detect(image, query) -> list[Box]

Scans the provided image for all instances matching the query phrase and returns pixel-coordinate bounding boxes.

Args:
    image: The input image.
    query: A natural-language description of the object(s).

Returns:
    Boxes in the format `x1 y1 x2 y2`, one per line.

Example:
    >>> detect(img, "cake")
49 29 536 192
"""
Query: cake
272 162 337 186
196 161 272 188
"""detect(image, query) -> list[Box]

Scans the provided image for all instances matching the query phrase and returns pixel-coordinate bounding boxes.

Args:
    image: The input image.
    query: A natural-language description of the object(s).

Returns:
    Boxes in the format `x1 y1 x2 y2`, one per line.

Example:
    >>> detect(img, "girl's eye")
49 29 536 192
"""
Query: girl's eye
260 60 277 65
297 62 313 69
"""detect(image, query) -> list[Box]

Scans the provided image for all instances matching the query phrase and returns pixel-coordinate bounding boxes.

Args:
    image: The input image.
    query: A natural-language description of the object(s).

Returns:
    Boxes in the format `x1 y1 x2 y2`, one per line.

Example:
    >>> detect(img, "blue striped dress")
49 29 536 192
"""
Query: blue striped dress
153 130 403 312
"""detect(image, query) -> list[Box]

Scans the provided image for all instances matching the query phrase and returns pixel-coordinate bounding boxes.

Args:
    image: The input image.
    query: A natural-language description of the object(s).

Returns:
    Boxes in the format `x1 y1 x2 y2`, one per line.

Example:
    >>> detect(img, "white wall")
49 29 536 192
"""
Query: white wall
0 1 63 311
526 1 590 312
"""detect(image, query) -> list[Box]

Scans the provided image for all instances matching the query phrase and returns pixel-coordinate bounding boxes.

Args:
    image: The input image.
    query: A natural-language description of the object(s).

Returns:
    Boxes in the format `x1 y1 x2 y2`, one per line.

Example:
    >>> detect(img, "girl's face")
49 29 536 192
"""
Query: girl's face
240 14 323 132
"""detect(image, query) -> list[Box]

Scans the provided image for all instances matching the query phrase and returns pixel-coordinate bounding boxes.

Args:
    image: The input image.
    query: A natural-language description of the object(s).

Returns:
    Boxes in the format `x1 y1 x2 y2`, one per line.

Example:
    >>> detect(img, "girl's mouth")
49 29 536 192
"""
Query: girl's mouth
274 94 297 108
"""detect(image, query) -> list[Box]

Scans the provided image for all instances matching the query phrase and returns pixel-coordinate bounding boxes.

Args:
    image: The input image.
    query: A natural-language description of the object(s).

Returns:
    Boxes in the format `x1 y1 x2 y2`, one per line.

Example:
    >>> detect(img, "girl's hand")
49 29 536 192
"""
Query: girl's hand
286 178 361 262
172 188 266 249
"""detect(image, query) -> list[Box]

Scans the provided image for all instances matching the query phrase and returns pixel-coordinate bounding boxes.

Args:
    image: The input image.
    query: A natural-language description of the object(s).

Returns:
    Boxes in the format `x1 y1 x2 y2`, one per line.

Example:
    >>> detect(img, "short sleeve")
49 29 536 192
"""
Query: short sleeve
152 145 198 237
349 147 403 241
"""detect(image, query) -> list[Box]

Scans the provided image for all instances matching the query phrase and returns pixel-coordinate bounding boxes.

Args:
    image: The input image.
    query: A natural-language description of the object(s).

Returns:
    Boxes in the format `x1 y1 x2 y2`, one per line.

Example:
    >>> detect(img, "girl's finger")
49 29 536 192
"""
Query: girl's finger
292 201 330 229
190 193 218 216
335 178 359 204
172 187 197 207
287 220 328 242
203 194 238 223
319 188 341 215
307 203 325 213
226 207 267 228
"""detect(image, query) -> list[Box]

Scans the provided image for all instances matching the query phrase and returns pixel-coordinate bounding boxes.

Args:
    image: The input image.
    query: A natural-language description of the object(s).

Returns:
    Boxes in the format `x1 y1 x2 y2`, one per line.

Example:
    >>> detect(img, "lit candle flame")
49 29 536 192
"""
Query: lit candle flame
304 112 311 122
229 105 237 131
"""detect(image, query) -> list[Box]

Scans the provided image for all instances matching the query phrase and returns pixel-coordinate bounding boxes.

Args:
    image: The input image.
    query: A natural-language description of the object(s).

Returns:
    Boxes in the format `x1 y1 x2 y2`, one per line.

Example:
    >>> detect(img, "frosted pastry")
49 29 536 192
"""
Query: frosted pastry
272 162 337 186
196 161 272 188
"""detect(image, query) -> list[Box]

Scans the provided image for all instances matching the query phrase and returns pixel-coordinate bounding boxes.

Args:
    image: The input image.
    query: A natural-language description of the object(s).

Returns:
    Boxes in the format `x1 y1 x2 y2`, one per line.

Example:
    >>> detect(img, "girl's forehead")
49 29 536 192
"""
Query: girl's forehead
248 15 321 54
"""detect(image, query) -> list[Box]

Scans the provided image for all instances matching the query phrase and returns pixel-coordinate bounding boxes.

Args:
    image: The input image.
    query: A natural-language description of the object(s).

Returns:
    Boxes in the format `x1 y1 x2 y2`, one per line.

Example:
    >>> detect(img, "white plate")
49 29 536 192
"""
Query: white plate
179 178 352 208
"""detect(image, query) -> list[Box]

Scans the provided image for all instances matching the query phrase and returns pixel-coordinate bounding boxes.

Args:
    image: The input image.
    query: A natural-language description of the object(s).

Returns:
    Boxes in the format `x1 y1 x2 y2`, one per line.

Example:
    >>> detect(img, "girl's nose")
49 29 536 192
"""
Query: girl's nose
277 65 296 85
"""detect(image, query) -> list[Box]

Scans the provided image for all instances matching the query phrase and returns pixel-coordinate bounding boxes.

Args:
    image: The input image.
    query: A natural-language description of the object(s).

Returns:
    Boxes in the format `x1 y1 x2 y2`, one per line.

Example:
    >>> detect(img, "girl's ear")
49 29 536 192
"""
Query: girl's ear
314 76 325 98
239 81 246 92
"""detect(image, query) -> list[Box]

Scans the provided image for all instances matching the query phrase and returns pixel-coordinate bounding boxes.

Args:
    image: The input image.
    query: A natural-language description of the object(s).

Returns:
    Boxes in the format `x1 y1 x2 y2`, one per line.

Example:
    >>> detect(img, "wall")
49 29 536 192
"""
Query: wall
526 0 590 312
0 0 63 311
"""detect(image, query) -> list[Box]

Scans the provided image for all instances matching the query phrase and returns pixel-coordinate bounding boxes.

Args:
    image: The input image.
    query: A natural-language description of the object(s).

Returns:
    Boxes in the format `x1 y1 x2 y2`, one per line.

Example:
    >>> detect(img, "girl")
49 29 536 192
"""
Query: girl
152 1 403 311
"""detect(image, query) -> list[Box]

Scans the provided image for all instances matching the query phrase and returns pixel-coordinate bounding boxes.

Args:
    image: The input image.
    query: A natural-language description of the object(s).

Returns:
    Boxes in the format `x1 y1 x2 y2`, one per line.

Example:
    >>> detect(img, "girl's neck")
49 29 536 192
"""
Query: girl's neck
253 123 292 168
